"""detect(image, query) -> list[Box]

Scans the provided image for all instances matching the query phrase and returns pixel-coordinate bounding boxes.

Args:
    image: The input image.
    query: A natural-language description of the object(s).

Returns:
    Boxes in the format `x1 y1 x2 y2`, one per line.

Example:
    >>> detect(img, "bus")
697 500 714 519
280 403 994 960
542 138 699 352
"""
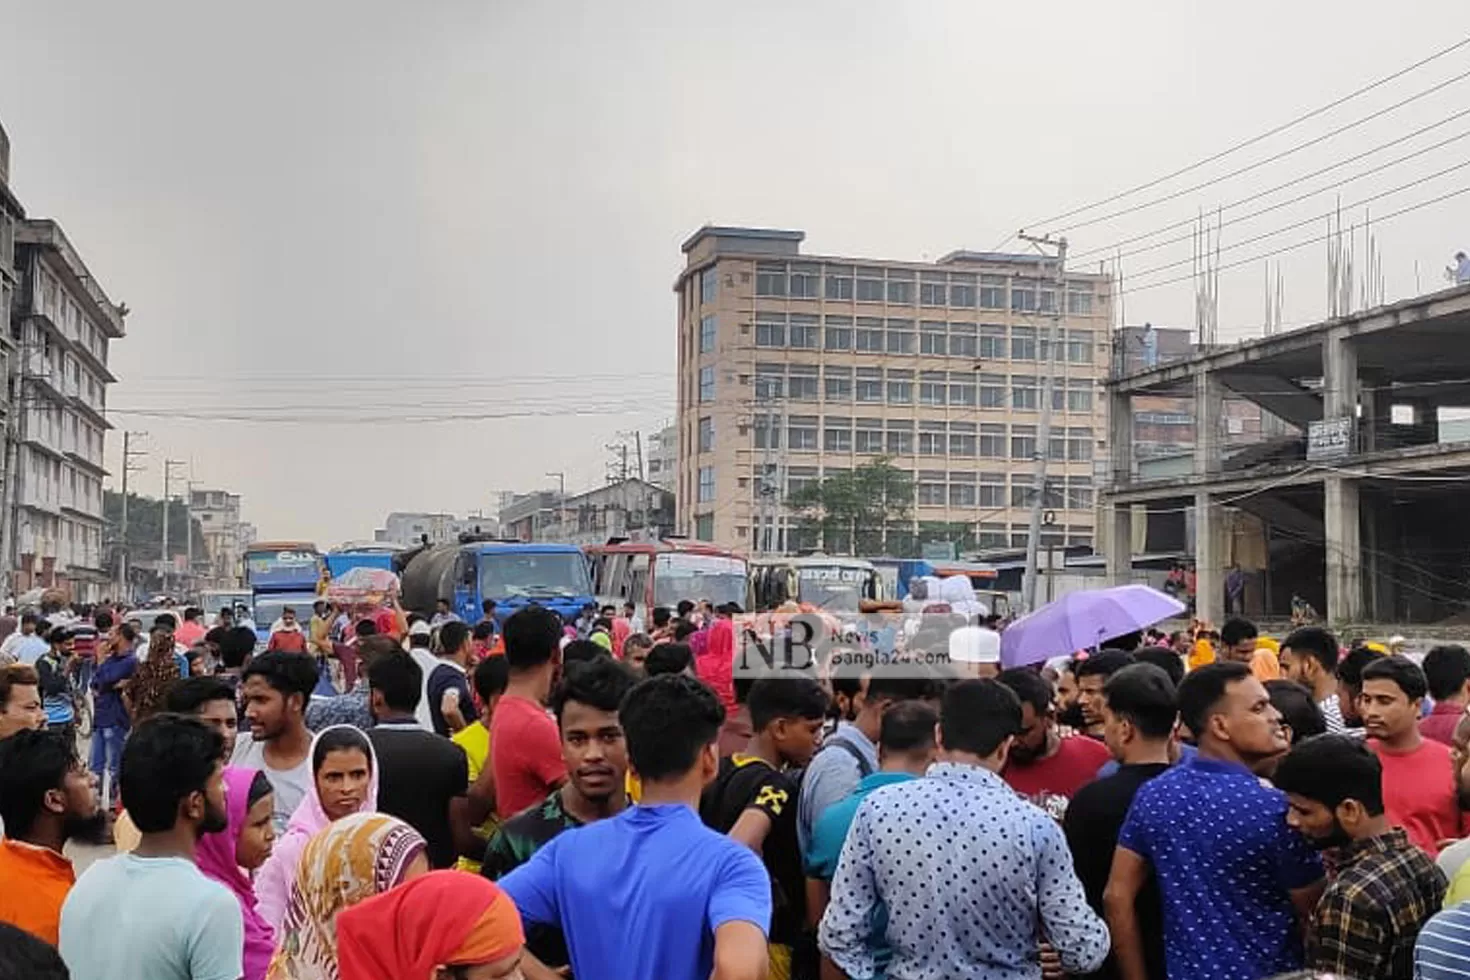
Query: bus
243 541 324 641
748 555 881 614
585 540 748 620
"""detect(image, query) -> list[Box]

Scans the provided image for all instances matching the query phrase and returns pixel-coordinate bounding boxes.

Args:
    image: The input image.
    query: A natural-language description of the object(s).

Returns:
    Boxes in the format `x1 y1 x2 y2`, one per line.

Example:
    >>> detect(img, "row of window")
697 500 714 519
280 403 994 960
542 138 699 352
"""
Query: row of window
707 519 1093 551
745 415 1096 462
746 462 1095 511
753 262 1097 315
745 363 1095 412
736 312 1096 363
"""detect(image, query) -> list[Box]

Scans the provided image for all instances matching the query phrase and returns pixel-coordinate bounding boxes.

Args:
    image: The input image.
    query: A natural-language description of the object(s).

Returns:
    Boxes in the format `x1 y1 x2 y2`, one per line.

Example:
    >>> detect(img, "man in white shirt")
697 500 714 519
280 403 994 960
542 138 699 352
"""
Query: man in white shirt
1449 251 1470 285
404 620 440 732
0 613 41 665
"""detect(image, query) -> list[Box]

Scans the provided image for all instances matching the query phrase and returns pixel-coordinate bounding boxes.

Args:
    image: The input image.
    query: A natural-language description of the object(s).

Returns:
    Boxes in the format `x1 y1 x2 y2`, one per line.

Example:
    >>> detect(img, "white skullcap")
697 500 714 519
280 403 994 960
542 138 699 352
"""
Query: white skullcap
949 626 1002 664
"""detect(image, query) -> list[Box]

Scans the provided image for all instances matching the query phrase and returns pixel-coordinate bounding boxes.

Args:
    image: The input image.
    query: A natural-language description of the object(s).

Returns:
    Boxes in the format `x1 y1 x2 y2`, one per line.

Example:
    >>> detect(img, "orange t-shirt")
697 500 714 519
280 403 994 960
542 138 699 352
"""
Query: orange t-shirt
0 838 75 945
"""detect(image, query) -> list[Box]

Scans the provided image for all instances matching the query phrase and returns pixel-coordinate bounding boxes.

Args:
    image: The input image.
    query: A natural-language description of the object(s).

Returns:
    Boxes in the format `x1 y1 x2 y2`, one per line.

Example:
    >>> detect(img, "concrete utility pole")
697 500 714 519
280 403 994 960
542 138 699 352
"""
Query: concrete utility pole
1018 232 1068 613
117 432 147 599
545 471 565 542
162 458 186 595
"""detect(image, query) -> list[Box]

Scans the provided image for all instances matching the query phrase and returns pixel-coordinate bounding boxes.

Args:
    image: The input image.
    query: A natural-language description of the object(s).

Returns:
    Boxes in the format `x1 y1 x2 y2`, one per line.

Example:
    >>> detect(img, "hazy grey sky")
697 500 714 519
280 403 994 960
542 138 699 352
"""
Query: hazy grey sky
1 1 1463 544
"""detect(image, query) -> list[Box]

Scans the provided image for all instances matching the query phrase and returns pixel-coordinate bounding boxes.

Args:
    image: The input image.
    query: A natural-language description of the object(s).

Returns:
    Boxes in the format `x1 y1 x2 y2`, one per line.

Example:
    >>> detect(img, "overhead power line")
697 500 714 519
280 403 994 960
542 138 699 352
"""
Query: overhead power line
1024 32 1470 229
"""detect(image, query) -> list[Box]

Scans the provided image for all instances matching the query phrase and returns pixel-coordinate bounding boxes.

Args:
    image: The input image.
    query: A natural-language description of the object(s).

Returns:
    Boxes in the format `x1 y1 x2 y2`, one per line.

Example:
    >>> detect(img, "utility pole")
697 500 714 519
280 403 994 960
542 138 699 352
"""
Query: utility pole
184 477 195 595
162 458 186 596
1018 232 1067 613
545 471 565 542
756 379 776 556
117 432 147 600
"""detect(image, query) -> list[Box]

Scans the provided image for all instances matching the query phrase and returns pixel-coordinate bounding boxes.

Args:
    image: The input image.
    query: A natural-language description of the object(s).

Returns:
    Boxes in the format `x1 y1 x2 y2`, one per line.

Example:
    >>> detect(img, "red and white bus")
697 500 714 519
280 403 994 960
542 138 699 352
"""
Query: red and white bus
584 539 748 619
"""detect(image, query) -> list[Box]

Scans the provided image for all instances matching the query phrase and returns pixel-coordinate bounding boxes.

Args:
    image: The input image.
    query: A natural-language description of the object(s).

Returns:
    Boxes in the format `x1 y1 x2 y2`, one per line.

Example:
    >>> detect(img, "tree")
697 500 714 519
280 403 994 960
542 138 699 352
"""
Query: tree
785 458 914 555
103 491 207 565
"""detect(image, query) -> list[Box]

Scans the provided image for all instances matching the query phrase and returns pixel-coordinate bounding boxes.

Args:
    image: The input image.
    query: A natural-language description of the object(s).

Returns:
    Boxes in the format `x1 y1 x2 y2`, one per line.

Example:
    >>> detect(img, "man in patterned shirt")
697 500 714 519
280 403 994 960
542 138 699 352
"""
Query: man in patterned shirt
1274 733 1446 979
1279 626 1347 734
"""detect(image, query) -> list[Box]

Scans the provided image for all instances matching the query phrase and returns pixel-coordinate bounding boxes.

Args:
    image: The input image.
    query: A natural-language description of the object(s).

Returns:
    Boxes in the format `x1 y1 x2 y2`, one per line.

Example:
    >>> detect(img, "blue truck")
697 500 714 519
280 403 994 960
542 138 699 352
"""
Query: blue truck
242 541 325 644
396 537 596 625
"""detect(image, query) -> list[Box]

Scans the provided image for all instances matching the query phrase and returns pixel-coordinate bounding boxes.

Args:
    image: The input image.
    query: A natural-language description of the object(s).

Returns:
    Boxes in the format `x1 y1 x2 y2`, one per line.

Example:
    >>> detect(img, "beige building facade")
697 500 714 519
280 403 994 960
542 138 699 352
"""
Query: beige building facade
674 226 1111 556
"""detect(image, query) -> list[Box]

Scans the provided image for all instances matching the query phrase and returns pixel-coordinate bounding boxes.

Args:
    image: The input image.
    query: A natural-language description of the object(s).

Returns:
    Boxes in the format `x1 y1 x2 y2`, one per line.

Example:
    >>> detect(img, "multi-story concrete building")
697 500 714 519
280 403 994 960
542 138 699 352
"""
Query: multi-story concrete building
674 226 1111 555
373 511 496 548
497 492 560 543
191 488 243 588
10 219 122 602
538 478 674 546
0 126 21 585
644 424 677 493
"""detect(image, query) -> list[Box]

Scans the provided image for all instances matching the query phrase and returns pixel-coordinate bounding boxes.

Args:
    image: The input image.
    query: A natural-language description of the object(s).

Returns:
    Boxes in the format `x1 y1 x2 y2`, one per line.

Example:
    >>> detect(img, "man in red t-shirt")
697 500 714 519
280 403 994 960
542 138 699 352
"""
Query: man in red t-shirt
998 667 1111 822
1362 654 1470 854
490 605 566 818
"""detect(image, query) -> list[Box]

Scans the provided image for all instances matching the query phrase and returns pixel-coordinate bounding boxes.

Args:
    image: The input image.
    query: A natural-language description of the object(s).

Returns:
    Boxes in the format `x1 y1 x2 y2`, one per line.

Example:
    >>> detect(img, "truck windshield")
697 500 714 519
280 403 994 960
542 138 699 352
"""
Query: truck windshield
797 566 870 612
201 592 250 616
480 552 591 599
653 554 747 608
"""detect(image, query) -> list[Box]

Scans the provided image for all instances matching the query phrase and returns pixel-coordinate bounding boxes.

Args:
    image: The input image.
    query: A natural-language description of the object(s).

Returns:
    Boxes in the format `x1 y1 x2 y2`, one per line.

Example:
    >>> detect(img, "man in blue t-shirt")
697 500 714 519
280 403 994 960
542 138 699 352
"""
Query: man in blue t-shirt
500 673 771 980
425 621 475 737
1109 662 1324 980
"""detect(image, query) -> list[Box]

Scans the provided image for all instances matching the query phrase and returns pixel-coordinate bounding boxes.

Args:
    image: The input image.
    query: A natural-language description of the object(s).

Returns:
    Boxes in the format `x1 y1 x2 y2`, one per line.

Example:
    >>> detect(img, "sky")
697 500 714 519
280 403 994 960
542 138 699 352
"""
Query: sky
1 1 1465 545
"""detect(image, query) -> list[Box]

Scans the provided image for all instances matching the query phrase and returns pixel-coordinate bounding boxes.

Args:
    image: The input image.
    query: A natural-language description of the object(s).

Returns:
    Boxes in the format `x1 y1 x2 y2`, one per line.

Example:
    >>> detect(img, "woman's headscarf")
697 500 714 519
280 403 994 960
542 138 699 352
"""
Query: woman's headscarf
128 631 180 722
196 767 275 980
254 725 381 933
264 812 426 980
336 871 524 980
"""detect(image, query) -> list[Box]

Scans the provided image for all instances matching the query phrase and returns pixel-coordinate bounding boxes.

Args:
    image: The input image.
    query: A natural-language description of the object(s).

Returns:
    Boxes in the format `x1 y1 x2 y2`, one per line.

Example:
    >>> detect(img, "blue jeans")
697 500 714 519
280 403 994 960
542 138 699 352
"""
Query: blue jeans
90 726 126 808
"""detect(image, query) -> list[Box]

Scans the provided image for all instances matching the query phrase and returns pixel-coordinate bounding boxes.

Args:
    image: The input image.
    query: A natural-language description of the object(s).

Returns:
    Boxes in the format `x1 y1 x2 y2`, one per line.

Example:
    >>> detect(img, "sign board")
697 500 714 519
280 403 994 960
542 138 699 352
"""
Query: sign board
921 541 957 561
1307 417 1355 461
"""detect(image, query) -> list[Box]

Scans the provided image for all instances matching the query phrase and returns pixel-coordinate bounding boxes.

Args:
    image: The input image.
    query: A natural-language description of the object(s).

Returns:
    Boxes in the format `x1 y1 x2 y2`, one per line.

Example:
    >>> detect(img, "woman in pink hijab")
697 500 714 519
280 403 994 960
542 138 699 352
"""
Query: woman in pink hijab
254 724 380 932
195 767 278 980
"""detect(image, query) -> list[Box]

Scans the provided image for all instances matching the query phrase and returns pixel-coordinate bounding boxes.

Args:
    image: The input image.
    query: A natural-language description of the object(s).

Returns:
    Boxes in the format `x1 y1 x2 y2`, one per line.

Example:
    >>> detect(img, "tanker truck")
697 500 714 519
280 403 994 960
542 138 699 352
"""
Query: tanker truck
394 535 596 626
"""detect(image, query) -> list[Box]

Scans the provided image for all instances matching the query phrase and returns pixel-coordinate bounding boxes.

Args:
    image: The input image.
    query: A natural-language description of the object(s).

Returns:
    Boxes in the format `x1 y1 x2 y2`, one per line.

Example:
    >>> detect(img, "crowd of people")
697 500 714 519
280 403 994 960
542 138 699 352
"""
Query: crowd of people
7 597 1470 978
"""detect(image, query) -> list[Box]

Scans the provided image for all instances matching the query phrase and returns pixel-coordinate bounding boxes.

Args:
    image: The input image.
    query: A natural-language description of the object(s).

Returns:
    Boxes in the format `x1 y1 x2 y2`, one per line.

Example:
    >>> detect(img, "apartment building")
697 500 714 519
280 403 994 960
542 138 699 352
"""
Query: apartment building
374 511 496 548
10 219 123 601
645 424 677 493
674 226 1110 555
191 488 243 588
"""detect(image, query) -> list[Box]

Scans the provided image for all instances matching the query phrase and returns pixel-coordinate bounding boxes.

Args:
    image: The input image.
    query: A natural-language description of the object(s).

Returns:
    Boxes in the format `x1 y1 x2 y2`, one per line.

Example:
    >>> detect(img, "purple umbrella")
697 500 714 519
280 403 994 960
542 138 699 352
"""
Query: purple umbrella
1000 584 1187 668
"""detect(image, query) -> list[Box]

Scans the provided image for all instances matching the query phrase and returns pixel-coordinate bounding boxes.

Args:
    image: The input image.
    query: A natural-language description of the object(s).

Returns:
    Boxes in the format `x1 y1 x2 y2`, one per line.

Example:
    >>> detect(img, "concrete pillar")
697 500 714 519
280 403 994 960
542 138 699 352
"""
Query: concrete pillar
1194 372 1224 475
1194 490 1223 625
1109 388 1133 486
1324 475 1363 623
1322 328 1359 421
1107 504 1132 586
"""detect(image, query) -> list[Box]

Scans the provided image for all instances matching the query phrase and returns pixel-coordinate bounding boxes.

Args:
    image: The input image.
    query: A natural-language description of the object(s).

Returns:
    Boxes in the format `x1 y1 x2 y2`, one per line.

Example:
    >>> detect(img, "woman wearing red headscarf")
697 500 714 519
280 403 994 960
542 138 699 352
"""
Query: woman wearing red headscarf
336 871 525 980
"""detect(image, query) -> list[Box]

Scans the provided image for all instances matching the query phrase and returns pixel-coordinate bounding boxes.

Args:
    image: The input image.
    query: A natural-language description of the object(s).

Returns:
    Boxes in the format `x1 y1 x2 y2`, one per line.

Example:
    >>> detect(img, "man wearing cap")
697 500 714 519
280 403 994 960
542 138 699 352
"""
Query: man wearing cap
405 619 439 732
947 626 1002 679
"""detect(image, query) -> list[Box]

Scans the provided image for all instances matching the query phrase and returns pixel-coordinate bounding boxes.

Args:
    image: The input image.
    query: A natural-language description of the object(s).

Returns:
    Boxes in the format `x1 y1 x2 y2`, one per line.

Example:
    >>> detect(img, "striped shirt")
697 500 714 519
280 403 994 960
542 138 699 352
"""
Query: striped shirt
1415 903 1470 979
1320 693 1347 734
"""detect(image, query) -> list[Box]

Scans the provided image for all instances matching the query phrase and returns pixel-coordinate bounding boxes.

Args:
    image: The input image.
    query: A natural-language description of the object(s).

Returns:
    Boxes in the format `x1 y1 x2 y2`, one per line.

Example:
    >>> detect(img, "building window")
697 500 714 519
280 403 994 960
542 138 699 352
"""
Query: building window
790 315 820 349
979 473 1006 507
979 325 1006 361
919 372 948 406
1011 477 1034 508
787 416 819 451
1038 288 1057 313
950 427 977 457
824 366 853 401
980 424 1006 458
950 376 977 407
1068 386 1093 412
1068 289 1093 315
1011 280 1038 312
950 274 977 308
824 417 853 452
701 268 718 304
698 466 715 503
919 276 948 307
1012 376 1038 410
754 414 782 449
755 367 784 400
698 366 715 403
1068 330 1093 364
787 368 819 401
950 480 977 507
856 369 883 403
978 522 1007 548
886 322 915 354
1068 427 1095 462
825 317 853 351
887 272 915 305
886 424 914 455
1068 478 1094 510
698 417 714 453
886 371 913 405
918 474 947 506
919 322 948 355
980 275 1006 309
694 513 714 541
973 374 1003 409
1011 326 1037 361
856 268 885 302
790 264 820 299
1011 425 1037 460
755 314 786 348
949 322 978 358
1049 432 1067 461
855 418 885 454
699 314 717 354
855 322 885 352
826 265 854 300
756 262 787 297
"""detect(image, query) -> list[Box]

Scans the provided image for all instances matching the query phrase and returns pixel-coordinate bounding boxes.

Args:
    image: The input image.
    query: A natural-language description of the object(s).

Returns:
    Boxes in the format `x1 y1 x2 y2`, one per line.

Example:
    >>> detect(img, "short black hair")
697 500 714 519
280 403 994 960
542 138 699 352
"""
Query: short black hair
94 610 114 632
879 700 939 755
651 606 672 629
164 677 237 716
1103 663 1178 738
1422 645 1470 702
1219 618 1259 648
121 714 225 834
1273 734 1384 815
471 656 510 704
996 668 1053 715
0 664 38 712
439 620 471 656
0 729 77 836
154 612 178 631
619 674 725 782
1177 661 1253 737
1074 649 1135 682
19 612 36 627
939 679 1021 758
562 639 605 666
184 607 203 622
645 642 694 677
482 598 497 613
1266 680 1328 744
551 656 637 725
867 667 944 705
437 598 451 608
312 725 373 774
355 618 379 638
219 626 258 670
472 621 497 643
367 652 424 714
676 600 695 617
672 620 699 642
0 921 69 980
1133 646 1185 687
1337 645 1382 692
503 606 562 671
1283 627 1340 675
747 672 829 731
241 652 318 705
1360 654 1428 701
592 617 613 634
